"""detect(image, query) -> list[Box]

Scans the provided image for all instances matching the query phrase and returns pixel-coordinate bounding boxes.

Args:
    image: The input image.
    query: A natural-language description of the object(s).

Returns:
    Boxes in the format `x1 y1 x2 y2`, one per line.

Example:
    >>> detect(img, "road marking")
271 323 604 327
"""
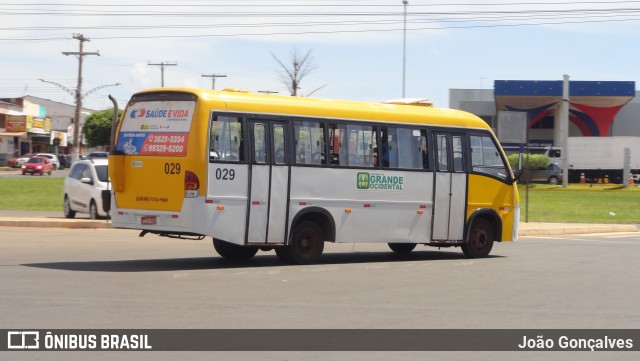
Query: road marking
521 235 640 244
586 232 640 238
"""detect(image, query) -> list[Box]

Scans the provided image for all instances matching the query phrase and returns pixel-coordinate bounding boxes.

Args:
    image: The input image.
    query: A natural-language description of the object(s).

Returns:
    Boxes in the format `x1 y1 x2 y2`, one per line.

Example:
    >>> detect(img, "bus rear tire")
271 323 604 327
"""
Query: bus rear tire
461 218 494 258
213 239 258 260
276 221 324 264
388 243 416 254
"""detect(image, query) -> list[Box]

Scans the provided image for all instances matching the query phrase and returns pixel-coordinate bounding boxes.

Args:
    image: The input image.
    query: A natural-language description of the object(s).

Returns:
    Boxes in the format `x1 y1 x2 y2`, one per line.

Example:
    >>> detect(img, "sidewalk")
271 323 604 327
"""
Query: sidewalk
0 210 637 236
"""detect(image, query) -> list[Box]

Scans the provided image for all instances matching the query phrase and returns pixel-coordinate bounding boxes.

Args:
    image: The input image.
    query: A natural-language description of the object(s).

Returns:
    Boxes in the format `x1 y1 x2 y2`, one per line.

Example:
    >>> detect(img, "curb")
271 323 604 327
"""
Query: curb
0 218 112 229
518 224 639 236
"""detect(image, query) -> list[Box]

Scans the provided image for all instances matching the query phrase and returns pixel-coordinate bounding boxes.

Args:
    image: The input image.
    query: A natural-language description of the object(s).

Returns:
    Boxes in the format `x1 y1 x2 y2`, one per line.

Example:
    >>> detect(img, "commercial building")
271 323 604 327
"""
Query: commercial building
449 80 638 150
0 96 94 165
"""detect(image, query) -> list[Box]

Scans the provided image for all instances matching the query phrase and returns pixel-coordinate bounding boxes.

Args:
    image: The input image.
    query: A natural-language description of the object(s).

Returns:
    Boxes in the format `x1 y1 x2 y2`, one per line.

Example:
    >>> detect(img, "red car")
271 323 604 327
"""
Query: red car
21 156 53 176
7 153 33 168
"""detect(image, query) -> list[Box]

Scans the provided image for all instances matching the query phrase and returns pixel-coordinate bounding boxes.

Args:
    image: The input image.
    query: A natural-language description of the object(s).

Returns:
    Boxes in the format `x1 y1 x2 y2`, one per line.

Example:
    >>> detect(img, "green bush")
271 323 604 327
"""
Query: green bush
507 153 550 170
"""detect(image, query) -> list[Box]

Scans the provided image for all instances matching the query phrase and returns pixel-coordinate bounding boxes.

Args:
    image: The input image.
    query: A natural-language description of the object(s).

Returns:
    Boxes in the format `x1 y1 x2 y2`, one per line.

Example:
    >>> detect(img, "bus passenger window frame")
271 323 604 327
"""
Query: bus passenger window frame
209 115 245 163
293 120 326 166
327 122 377 169
379 125 429 171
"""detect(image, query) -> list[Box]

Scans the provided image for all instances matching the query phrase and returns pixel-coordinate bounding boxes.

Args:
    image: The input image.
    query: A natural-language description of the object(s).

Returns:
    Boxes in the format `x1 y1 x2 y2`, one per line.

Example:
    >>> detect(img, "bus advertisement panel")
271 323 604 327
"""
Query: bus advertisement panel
116 100 195 157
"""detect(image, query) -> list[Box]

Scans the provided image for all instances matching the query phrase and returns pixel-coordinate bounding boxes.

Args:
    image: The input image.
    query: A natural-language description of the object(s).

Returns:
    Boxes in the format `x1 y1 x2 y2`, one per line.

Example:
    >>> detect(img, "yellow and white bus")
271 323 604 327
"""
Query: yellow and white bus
108 88 519 264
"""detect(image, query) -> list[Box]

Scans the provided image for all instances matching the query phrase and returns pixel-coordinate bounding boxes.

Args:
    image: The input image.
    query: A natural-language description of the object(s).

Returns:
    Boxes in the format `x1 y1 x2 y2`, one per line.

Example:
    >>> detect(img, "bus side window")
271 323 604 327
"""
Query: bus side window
346 124 376 167
253 123 266 164
420 129 429 170
210 116 244 162
381 127 425 170
436 134 449 171
294 121 325 165
273 124 286 165
328 122 376 168
328 123 345 166
452 135 464 172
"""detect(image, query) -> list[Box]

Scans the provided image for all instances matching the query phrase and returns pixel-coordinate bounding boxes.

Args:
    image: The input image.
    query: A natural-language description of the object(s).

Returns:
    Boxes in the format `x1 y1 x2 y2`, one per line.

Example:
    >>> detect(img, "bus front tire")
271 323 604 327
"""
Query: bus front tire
213 239 258 260
388 243 416 254
276 221 324 264
461 218 494 258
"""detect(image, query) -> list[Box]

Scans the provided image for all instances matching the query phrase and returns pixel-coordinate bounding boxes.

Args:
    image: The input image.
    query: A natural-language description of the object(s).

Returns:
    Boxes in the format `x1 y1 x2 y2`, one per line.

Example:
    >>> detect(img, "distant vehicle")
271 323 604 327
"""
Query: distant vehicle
87 151 108 159
10 153 34 168
545 136 640 183
21 156 53 176
6 156 19 168
64 159 110 219
521 163 563 185
36 153 61 170
59 154 71 169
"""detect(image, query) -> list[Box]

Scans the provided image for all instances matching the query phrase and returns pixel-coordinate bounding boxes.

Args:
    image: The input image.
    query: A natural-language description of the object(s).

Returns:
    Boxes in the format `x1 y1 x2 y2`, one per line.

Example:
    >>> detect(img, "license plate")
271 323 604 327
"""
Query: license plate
141 216 157 225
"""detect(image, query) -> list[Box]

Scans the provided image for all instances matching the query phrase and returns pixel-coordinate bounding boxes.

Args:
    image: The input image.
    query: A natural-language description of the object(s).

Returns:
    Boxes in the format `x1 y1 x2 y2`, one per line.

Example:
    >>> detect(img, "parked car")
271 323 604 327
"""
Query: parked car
9 153 34 168
521 163 563 185
87 151 109 159
7 155 19 168
21 156 53 176
36 153 61 170
64 159 110 219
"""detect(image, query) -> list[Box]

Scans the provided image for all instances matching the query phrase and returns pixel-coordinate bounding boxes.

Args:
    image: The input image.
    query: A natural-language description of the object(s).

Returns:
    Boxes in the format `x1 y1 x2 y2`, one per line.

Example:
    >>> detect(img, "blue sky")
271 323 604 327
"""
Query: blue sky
1 1 639 111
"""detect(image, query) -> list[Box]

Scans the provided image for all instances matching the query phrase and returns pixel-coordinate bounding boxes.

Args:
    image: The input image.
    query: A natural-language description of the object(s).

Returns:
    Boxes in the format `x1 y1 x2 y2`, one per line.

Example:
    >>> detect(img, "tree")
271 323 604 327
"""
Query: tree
83 108 122 149
272 48 324 96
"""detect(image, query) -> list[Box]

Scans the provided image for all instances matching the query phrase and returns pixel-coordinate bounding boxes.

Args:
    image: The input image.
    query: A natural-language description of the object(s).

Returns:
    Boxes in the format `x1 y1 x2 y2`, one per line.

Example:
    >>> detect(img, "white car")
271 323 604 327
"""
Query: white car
63 159 110 219
36 153 61 170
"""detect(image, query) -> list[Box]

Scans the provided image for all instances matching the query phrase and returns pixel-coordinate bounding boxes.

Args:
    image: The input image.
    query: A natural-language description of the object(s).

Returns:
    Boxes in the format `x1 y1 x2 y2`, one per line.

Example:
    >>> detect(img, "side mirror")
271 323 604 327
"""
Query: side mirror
80 177 93 185
510 169 524 185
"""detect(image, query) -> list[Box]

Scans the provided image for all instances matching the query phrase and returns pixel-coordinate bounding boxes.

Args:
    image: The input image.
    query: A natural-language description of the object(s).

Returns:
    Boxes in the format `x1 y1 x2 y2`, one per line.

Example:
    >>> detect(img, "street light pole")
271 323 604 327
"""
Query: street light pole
40 79 120 158
402 0 408 98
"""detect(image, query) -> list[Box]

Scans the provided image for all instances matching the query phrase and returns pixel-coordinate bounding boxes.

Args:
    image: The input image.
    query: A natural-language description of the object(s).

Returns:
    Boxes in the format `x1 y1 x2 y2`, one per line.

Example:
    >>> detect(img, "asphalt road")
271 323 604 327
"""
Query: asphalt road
1 227 639 361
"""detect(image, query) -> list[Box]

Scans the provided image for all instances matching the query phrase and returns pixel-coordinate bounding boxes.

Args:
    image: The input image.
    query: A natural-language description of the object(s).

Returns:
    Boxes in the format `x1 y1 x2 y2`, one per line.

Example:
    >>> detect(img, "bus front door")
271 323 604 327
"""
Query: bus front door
247 120 290 245
432 133 467 241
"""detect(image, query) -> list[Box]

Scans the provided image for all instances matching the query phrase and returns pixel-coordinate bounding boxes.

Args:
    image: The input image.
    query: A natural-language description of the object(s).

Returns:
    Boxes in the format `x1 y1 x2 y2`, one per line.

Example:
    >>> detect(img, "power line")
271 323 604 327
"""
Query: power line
1 3 640 41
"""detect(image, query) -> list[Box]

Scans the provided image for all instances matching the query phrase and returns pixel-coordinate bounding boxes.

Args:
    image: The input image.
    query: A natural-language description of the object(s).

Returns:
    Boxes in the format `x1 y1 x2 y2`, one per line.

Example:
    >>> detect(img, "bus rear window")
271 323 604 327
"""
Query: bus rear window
116 99 196 156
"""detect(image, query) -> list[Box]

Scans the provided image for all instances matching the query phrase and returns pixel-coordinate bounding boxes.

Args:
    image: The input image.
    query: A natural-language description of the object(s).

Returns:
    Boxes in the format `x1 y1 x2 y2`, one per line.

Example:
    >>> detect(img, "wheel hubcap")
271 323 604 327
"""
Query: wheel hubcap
473 229 488 249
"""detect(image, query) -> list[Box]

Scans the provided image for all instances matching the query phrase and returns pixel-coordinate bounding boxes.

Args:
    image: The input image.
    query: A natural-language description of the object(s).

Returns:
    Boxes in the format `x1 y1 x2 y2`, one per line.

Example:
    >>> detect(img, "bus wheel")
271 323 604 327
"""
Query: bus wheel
388 243 416 254
461 218 494 258
276 221 324 264
213 239 258 260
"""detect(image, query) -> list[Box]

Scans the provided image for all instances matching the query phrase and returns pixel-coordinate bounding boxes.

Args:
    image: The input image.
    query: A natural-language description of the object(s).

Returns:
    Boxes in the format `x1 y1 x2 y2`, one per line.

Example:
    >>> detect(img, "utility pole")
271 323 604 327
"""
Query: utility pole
63 33 99 163
201 73 227 90
402 0 409 98
148 61 177 87
560 74 570 188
